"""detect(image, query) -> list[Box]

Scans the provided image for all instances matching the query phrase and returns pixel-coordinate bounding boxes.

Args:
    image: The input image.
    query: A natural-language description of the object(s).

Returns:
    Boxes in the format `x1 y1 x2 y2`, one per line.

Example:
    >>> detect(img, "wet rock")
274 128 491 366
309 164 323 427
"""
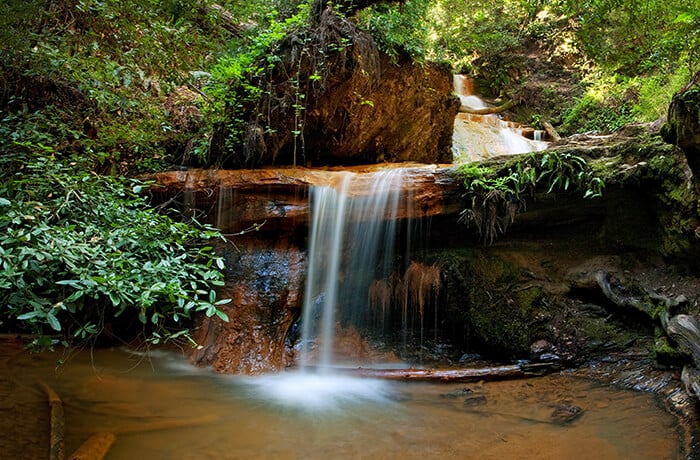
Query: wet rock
530 339 553 355
463 395 488 407
153 165 463 235
440 387 474 399
550 402 583 424
667 314 700 368
539 353 561 362
459 353 482 363
189 240 304 374
662 70 700 166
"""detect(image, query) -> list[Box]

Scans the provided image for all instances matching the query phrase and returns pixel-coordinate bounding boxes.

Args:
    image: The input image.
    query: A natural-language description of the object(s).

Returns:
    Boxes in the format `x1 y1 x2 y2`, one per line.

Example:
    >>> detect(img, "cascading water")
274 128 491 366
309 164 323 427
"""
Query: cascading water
299 169 407 370
452 75 548 162
249 168 410 410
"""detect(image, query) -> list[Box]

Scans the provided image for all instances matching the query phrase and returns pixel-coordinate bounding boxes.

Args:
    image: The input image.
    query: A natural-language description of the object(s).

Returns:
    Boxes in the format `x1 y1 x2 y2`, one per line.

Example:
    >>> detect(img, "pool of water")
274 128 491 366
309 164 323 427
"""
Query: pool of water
0 342 684 459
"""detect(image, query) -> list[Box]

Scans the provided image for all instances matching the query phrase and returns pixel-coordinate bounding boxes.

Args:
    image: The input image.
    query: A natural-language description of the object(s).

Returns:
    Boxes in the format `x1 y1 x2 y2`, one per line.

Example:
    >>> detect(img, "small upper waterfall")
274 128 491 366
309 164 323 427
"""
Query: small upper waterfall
299 169 408 370
452 75 548 162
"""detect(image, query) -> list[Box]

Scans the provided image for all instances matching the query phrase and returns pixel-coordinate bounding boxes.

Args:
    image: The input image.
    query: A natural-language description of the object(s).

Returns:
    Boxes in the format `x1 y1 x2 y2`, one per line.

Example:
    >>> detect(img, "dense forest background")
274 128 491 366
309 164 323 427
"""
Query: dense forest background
1 0 698 349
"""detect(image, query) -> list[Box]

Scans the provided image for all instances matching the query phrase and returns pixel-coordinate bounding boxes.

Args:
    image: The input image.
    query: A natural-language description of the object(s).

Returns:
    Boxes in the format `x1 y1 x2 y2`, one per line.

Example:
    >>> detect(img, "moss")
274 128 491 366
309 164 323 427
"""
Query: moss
464 254 540 358
516 286 544 314
653 334 684 366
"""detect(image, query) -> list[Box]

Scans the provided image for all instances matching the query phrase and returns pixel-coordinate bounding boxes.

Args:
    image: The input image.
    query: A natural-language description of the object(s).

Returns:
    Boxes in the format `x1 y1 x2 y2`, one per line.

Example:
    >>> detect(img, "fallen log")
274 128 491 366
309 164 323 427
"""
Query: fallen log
309 362 557 382
459 100 515 115
542 121 561 141
40 381 65 460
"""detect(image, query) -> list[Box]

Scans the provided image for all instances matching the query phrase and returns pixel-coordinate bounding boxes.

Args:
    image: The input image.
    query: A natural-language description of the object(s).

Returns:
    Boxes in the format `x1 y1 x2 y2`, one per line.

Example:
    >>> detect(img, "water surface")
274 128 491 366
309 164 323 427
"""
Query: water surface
0 343 683 459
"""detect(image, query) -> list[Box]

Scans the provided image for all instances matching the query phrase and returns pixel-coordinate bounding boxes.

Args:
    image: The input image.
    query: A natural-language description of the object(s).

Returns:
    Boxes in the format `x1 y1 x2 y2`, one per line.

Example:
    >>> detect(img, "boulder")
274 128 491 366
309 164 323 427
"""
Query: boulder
212 5 458 168
662 70 700 169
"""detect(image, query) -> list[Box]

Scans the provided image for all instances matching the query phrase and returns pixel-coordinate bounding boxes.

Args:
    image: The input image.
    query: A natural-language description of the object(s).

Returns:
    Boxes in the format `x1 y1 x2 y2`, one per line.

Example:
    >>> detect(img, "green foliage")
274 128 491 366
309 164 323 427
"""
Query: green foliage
560 68 692 134
0 145 230 350
0 0 239 172
425 0 529 93
632 68 693 122
357 0 432 63
566 0 697 76
560 75 636 134
203 2 313 164
457 152 604 243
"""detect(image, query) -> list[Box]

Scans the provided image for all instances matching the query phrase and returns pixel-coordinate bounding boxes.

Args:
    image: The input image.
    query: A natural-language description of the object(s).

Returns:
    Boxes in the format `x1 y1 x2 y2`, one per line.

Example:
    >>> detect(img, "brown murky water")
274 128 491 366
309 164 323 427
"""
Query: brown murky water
0 341 684 459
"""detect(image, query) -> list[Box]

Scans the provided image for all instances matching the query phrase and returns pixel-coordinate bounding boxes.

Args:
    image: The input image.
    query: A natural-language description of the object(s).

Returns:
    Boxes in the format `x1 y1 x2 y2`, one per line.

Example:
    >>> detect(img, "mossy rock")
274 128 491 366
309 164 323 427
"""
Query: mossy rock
661 74 700 159
432 249 546 359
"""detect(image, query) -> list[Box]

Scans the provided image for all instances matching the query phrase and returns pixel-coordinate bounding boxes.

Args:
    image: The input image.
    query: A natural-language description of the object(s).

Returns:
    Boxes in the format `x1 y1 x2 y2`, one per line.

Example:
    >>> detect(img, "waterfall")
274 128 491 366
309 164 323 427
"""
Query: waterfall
452 75 548 162
299 169 407 370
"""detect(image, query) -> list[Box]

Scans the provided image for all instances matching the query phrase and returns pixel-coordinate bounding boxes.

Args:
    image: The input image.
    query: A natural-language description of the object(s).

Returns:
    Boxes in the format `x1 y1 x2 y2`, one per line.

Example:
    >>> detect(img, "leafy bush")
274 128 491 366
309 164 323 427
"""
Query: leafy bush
560 74 637 134
0 144 230 350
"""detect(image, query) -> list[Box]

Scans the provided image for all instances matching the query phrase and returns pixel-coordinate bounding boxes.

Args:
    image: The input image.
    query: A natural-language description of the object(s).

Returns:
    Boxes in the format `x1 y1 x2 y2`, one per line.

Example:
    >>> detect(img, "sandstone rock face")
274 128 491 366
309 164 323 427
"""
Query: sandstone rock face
302 52 459 165
153 165 464 235
155 127 700 374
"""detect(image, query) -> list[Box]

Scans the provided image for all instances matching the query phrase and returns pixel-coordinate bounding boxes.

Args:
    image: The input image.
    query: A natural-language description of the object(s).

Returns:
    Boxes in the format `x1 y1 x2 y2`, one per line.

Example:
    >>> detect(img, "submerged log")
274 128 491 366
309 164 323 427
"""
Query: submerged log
68 433 116 460
320 362 557 382
40 381 65 460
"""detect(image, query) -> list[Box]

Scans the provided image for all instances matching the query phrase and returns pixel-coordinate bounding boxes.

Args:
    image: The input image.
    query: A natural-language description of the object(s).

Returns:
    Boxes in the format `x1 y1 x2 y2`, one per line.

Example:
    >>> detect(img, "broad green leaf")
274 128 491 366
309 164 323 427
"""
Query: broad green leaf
46 313 61 331
17 311 40 320
215 310 230 322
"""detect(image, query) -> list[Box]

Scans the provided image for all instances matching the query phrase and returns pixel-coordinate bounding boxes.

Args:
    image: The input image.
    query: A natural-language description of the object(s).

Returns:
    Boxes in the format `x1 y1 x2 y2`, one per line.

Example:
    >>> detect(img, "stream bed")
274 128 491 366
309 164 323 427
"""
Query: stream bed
0 340 685 459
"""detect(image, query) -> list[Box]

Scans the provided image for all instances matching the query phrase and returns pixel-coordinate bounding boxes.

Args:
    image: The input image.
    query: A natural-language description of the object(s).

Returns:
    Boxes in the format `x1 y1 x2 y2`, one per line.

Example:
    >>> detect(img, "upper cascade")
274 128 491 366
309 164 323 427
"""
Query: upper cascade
452 75 548 162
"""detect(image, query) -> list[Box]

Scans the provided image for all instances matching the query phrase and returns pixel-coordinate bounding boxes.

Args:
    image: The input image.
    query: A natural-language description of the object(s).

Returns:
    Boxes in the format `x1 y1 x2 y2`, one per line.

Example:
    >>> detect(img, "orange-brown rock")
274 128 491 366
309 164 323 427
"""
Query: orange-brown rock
210 5 458 168
152 164 463 235
189 240 304 374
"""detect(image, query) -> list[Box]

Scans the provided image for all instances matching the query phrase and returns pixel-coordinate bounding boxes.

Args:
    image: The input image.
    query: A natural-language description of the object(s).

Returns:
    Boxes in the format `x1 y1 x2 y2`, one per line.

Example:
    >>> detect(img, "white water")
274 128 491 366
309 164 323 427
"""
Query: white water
299 169 408 370
452 75 548 162
243 170 410 411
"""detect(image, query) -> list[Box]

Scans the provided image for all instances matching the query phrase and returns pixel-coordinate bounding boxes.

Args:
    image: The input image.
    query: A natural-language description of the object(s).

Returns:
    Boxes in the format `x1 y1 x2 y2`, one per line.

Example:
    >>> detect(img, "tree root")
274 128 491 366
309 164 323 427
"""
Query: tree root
582 271 700 404
68 433 116 460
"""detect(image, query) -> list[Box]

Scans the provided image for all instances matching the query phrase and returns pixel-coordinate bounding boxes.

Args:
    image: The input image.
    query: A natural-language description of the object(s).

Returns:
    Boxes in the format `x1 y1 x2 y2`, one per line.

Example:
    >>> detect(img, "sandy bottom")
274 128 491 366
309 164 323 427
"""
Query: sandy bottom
0 342 683 459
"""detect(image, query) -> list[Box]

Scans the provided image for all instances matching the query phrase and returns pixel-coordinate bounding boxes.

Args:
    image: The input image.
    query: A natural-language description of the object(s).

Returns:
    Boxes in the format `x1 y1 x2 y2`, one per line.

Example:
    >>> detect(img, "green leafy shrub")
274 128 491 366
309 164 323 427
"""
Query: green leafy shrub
560 75 637 134
357 0 432 64
0 144 230 350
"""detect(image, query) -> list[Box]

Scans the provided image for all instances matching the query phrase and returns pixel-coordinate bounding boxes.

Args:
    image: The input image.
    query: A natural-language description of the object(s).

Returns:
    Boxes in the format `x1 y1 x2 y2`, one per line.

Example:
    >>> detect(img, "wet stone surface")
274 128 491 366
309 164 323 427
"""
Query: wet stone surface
550 402 584 424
